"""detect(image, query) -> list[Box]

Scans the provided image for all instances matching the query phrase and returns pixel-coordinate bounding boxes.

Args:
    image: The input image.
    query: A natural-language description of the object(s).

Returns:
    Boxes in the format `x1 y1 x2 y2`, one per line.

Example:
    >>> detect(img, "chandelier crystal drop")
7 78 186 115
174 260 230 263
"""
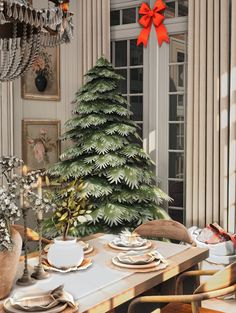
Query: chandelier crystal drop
0 0 73 82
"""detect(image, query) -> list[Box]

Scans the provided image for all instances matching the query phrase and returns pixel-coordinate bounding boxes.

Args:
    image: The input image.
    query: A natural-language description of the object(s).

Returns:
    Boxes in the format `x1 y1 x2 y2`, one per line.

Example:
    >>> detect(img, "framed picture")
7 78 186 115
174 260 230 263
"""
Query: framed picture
22 120 61 171
21 46 60 101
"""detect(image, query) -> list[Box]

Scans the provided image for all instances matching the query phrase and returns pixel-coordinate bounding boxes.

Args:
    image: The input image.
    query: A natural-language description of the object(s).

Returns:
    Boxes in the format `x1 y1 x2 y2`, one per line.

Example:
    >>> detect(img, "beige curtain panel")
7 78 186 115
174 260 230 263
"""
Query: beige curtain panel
77 0 110 85
186 0 236 232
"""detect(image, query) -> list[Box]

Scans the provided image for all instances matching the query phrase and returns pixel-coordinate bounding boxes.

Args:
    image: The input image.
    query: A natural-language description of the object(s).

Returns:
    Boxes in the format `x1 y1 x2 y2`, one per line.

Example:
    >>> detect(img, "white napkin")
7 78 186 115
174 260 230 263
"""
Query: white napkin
10 285 76 312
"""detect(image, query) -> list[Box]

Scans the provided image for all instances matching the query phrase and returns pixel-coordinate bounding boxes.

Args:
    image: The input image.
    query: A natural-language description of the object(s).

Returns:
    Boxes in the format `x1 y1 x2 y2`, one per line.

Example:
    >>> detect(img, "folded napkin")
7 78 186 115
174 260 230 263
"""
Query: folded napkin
10 285 76 312
117 251 156 265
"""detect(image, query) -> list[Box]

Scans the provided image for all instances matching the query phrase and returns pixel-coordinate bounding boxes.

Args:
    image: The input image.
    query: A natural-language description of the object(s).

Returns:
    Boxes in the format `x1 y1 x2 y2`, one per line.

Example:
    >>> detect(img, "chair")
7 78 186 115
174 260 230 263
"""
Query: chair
13 224 51 244
128 262 236 313
134 219 194 245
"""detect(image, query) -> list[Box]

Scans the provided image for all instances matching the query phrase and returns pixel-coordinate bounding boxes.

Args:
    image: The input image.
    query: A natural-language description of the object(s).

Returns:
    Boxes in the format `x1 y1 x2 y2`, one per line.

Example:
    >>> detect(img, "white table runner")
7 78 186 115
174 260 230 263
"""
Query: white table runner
13 234 189 301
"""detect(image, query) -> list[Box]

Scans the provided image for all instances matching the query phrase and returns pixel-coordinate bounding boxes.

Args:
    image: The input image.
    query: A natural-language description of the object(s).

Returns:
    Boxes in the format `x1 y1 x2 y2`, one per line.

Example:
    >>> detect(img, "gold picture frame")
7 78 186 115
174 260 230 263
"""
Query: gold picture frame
21 46 61 101
22 119 61 171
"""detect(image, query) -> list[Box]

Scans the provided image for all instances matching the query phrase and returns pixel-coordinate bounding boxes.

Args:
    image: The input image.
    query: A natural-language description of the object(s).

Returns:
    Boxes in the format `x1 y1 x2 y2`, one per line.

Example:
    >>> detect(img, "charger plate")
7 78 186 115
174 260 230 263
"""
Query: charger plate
4 300 67 313
42 258 92 273
108 240 152 251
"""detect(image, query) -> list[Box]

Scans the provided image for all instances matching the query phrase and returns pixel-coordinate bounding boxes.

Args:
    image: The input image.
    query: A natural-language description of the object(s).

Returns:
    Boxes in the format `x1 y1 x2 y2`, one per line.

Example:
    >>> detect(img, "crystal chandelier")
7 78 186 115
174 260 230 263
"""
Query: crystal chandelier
0 0 73 82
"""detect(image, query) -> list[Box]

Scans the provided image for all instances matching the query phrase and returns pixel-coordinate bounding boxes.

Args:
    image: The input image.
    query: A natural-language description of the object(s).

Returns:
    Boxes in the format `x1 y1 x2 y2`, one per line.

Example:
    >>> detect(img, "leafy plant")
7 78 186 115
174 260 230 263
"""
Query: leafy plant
45 180 93 240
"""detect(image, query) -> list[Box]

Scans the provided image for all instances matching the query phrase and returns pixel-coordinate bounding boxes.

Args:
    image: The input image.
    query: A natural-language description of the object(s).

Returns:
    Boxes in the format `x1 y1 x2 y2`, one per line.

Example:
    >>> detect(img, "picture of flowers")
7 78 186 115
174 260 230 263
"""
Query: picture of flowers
22 120 60 170
21 46 60 101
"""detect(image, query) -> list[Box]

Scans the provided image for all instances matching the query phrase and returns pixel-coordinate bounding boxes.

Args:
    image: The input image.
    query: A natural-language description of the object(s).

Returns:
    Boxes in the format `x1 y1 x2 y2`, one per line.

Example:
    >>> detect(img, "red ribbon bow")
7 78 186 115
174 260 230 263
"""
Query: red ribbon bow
137 0 169 47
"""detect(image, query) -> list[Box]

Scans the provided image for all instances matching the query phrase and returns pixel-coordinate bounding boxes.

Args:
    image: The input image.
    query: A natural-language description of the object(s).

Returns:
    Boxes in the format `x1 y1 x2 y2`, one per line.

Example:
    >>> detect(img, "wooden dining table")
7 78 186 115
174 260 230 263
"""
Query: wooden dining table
0 233 209 313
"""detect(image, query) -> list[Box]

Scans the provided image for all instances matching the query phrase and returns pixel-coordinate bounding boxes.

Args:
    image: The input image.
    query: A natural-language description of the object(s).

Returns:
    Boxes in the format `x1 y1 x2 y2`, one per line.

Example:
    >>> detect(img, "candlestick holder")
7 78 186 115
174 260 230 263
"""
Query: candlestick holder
31 217 50 280
16 207 36 286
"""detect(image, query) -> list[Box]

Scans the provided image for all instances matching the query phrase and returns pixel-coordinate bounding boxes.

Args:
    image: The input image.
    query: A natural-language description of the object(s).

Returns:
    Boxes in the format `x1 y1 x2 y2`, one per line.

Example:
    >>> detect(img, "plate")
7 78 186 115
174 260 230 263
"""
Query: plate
42 258 92 273
112 256 161 269
44 241 93 255
4 299 67 313
108 240 152 251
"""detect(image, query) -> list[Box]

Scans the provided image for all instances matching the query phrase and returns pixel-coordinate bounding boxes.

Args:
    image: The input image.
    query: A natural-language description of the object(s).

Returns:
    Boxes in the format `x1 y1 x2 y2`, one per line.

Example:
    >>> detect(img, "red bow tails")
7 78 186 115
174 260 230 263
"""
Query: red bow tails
137 0 169 47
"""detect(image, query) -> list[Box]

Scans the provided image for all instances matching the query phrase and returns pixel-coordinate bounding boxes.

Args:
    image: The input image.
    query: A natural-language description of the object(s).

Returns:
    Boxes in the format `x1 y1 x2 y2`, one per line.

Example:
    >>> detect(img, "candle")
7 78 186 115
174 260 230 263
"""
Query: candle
37 209 43 221
37 176 42 199
22 165 28 176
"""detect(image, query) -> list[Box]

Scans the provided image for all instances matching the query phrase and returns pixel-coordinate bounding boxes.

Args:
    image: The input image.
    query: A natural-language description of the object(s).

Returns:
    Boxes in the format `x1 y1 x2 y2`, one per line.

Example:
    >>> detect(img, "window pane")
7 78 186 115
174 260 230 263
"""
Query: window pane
169 152 184 178
169 95 184 121
130 39 143 66
169 181 184 208
116 69 127 94
115 41 127 67
178 1 188 17
168 208 184 224
165 1 175 18
130 96 143 121
169 64 185 91
169 123 184 150
130 68 143 93
110 10 120 26
122 8 136 24
169 34 187 63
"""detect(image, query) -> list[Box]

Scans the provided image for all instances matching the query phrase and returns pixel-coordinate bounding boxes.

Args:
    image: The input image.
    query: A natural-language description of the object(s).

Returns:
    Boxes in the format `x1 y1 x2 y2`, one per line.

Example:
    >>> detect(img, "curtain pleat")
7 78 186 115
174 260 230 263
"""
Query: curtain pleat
0 82 14 156
186 0 236 232
78 0 110 82
228 0 236 233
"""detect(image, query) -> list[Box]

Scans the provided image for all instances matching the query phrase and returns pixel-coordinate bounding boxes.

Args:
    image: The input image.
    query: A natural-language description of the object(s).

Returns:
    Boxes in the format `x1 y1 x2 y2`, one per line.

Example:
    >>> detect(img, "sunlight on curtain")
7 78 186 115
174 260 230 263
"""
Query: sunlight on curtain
186 0 236 232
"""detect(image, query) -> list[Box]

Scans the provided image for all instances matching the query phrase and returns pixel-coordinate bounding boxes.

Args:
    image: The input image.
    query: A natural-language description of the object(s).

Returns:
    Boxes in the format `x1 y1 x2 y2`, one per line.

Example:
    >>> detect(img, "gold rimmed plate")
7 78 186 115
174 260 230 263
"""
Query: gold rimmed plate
3 300 67 313
108 240 152 251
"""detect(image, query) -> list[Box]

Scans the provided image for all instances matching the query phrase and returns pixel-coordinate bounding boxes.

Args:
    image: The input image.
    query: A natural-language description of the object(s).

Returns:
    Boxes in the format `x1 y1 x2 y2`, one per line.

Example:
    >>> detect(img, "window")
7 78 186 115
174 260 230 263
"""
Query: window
111 0 188 224
167 34 188 224
111 0 146 145
111 39 144 140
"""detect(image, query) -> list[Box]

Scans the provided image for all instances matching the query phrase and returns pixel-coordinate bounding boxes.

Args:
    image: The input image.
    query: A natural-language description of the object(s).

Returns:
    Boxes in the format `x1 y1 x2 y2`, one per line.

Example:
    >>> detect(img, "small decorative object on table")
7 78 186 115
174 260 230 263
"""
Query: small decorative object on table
31 177 50 280
17 166 36 286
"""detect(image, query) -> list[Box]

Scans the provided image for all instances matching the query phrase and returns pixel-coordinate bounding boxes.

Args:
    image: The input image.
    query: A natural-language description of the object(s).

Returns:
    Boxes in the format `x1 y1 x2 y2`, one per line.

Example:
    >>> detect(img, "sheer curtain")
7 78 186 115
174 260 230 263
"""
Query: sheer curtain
0 82 14 156
186 0 236 232
78 0 110 86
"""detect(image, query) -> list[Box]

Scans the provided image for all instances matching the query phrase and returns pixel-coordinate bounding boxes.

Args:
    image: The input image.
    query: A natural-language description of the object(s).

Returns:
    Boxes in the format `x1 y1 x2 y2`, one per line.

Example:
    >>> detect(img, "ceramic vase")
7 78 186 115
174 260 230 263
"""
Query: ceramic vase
0 228 22 300
47 237 84 269
35 72 47 92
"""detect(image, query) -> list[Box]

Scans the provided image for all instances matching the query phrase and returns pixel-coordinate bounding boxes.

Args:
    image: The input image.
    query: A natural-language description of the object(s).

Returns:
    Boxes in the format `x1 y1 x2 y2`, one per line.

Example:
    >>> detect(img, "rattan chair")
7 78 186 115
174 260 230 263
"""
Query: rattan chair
134 219 194 245
13 224 51 244
128 262 236 313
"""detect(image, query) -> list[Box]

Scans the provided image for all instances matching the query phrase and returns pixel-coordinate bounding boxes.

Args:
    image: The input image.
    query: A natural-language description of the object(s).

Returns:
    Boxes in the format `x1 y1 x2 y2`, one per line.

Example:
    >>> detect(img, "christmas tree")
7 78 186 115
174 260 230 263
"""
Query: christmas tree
48 57 170 236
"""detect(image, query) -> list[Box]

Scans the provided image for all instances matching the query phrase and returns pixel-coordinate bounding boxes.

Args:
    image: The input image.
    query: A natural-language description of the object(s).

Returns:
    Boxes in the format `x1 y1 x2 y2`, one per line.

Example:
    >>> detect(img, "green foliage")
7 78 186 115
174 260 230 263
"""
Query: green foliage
46 57 171 237
46 180 93 240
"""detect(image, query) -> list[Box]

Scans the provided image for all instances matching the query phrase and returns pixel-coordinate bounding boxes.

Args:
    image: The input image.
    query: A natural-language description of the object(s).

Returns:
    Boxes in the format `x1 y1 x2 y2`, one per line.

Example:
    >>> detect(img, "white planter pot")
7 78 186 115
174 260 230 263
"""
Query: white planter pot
47 237 84 269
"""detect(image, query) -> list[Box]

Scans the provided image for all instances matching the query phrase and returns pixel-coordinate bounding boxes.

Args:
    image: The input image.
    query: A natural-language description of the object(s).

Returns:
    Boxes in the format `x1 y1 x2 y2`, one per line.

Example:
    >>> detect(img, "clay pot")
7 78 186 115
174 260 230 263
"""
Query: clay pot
0 227 22 299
